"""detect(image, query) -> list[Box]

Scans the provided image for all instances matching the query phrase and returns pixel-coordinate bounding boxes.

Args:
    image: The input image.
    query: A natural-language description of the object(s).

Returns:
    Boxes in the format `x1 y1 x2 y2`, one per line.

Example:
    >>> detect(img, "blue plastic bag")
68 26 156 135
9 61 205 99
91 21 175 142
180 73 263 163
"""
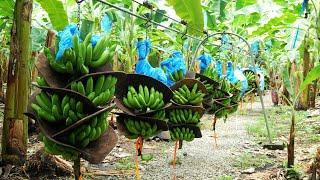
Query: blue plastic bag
226 61 238 84
101 15 112 33
160 51 187 86
251 41 260 57
215 60 223 78
90 34 101 47
197 53 212 72
56 24 79 60
234 66 248 96
135 39 168 85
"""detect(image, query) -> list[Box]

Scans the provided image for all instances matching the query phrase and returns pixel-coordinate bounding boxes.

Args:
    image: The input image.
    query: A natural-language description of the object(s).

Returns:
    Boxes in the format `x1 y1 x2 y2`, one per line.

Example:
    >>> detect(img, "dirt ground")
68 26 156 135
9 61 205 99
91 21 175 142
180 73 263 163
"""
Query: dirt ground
0 92 319 179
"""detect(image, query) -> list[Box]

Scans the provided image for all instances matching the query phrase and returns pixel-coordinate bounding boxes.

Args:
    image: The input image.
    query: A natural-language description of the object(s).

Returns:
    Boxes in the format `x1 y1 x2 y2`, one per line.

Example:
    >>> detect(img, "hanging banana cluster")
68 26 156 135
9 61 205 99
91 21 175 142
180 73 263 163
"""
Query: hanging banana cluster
116 74 172 142
46 33 115 75
68 75 117 106
172 83 205 106
168 79 205 143
28 29 122 163
123 85 165 112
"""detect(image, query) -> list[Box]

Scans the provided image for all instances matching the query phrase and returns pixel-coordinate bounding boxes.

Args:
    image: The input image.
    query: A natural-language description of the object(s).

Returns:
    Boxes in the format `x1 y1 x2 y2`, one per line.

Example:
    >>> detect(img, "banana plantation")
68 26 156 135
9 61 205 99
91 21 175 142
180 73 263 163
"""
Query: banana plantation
0 0 320 179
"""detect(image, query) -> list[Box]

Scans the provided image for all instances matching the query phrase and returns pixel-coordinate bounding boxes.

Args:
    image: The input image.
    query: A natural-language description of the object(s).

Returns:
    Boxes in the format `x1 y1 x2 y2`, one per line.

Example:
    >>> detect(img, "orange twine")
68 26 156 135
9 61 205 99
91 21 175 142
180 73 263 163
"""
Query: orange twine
213 117 218 148
135 137 142 180
172 140 178 180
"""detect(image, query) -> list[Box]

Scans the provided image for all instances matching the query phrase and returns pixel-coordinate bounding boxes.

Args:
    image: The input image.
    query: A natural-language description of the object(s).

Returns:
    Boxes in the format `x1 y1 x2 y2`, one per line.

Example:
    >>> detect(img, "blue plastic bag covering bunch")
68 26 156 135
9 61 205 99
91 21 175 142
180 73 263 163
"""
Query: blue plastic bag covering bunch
56 24 80 60
56 23 109 60
226 61 238 84
135 39 168 85
160 51 187 86
101 15 112 33
220 34 231 51
250 41 260 57
234 65 248 96
197 53 213 73
215 60 223 78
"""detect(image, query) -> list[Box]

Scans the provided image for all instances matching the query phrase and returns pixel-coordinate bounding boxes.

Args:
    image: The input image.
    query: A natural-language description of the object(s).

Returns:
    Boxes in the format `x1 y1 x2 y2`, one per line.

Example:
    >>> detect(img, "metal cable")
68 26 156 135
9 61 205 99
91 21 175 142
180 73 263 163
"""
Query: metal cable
96 0 203 41
131 0 206 35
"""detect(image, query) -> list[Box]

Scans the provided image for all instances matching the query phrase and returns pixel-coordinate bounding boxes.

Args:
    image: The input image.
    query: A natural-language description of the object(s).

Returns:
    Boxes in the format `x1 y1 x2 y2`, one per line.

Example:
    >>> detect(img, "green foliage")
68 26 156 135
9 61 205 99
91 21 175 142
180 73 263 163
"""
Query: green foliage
282 65 294 97
0 0 14 18
31 27 47 52
165 0 204 36
300 64 320 92
236 0 256 10
35 0 69 31
286 164 306 179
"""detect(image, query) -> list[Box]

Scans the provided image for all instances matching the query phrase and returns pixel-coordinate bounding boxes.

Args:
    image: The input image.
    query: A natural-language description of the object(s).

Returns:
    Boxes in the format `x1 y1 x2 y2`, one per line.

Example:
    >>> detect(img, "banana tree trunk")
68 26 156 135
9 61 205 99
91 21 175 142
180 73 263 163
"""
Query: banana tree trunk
308 57 316 108
287 110 295 168
0 53 4 102
296 40 310 110
1 0 32 165
282 63 291 105
309 81 317 108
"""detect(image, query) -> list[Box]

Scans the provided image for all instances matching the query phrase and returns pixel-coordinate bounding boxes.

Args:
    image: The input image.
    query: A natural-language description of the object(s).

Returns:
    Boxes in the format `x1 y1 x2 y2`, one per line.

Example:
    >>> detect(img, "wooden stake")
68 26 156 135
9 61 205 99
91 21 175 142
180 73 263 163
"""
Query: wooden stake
73 156 82 180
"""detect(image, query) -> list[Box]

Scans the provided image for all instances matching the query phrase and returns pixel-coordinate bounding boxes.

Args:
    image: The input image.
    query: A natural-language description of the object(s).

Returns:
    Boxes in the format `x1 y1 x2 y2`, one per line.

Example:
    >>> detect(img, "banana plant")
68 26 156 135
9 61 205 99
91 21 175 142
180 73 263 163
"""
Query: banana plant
281 62 320 168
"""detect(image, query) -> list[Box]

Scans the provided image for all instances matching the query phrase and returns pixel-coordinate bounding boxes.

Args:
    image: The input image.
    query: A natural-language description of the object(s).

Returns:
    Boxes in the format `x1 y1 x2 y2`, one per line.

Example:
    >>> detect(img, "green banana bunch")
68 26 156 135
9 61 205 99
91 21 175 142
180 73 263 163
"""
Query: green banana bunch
69 75 117 106
173 83 205 106
31 92 88 125
169 70 184 82
152 110 166 120
202 67 220 81
230 83 241 103
220 79 231 93
228 104 238 114
244 71 257 90
123 118 159 139
170 127 195 142
89 35 116 68
215 107 229 119
210 102 221 113
195 78 213 93
41 134 78 160
47 32 116 75
168 109 201 124
67 111 109 148
123 85 165 112
36 76 49 87
210 88 228 99
45 35 89 75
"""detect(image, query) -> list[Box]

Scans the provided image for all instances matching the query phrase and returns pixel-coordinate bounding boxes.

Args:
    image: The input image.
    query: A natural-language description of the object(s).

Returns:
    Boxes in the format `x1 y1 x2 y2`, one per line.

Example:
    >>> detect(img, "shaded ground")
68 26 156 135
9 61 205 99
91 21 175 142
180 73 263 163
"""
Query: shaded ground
0 92 319 179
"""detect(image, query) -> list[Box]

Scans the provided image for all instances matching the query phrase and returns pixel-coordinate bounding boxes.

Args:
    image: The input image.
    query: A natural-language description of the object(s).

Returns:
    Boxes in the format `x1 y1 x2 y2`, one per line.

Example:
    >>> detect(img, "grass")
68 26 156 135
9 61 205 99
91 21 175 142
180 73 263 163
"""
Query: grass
234 151 274 170
245 106 306 142
216 175 233 180
246 105 320 148
115 157 135 170
285 163 306 180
